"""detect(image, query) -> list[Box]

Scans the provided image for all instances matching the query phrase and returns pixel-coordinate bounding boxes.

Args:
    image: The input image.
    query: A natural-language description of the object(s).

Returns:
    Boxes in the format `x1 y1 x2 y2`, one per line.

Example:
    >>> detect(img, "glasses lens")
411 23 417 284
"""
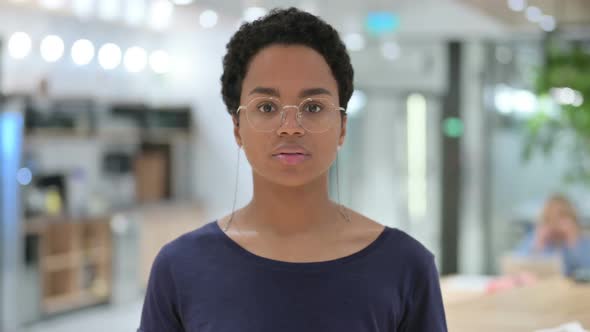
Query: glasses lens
299 98 339 132
245 97 282 131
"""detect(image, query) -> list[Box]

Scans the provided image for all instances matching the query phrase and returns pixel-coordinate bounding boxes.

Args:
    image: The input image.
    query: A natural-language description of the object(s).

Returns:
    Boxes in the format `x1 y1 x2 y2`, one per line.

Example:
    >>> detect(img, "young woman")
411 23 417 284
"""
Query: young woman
139 8 447 332
514 194 590 276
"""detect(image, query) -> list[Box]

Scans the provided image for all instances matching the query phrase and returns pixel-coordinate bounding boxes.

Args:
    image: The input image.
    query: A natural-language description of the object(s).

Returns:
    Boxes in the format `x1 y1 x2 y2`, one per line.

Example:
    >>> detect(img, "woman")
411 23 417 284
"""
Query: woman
139 8 447 332
515 194 590 276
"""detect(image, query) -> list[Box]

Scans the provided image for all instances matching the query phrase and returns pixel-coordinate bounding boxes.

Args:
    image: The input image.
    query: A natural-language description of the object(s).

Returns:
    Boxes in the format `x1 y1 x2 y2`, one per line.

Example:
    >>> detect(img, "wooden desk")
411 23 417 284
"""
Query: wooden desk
138 203 206 287
445 278 590 331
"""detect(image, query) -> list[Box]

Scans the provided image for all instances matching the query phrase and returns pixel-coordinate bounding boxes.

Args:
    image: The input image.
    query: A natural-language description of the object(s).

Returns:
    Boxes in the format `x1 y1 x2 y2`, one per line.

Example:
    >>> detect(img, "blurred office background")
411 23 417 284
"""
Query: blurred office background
0 0 589 331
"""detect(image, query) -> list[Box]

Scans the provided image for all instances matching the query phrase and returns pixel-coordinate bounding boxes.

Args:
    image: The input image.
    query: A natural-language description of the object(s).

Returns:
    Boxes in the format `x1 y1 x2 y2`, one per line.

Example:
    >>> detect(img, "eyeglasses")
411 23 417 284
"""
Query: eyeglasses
236 97 346 133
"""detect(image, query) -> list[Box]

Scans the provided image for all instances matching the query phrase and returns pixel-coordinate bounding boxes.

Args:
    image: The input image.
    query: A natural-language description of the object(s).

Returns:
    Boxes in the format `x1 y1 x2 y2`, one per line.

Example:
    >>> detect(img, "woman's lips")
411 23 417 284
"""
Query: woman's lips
272 153 310 165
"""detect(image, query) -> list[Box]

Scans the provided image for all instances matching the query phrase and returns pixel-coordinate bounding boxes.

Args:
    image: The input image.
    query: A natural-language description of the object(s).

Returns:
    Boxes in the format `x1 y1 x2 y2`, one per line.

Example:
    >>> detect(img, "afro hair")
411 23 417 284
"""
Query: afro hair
220 7 354 118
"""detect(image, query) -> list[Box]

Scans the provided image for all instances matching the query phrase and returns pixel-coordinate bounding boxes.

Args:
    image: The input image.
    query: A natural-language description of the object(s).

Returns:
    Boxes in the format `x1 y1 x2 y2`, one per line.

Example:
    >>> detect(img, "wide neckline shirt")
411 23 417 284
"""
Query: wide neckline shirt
139 220 448 332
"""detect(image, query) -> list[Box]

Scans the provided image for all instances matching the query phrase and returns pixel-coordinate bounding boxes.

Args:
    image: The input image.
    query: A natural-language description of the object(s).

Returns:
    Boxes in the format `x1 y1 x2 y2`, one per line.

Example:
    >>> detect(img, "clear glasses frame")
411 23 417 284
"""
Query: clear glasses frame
236 96 346 133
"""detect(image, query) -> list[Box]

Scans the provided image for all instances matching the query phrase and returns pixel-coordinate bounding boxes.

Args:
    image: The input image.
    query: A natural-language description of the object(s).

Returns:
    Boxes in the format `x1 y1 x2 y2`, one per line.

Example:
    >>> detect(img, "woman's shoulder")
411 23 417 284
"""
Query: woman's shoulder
374 224 439 279
157 220 222 260
347 208 436 266
383 227 436 273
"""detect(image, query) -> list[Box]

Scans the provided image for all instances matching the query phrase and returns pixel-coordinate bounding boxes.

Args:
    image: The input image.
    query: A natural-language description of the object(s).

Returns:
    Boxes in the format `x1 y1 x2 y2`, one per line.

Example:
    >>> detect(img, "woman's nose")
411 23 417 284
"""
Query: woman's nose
276 106 304 136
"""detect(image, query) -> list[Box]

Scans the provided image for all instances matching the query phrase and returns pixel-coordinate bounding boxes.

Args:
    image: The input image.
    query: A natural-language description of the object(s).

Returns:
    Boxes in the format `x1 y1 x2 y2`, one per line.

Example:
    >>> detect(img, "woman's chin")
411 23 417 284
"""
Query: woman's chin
253 170 321 188
267 175 316 187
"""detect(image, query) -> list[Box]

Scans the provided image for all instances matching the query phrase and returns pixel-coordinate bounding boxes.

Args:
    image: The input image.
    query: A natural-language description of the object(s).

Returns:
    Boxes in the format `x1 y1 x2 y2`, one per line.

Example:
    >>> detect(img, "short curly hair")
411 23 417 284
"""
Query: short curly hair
220 7 354 119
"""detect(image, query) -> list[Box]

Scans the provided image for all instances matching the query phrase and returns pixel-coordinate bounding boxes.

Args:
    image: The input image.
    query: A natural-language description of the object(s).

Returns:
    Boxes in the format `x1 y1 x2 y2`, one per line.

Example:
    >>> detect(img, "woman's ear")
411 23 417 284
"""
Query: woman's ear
232 115 242 147
338 115 347 147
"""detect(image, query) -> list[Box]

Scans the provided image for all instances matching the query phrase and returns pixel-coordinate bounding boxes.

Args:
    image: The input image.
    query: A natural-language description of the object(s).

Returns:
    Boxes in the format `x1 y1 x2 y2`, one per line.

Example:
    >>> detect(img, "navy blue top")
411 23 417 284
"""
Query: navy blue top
138 220 447 332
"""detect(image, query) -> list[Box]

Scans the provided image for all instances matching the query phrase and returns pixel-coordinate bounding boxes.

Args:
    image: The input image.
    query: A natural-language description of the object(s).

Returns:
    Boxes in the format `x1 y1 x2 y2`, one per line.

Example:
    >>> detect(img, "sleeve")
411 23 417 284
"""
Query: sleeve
138 244 185 332
576 237 590 269
398 255 448 332
513 231 535 256
564 236 590 275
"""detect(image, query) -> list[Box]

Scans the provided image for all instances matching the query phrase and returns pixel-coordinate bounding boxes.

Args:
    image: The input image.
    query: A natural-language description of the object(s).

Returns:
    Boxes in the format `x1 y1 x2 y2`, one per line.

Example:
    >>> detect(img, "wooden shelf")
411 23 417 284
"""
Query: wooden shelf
39 218 113 315
85 246 111 261
41 252 81 272
25 128 92 138
43 291 109 315
24 215 69 235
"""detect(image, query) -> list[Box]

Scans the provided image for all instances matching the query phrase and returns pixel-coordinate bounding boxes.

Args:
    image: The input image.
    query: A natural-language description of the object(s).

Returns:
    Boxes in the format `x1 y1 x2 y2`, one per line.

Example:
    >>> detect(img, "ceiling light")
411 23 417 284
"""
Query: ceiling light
98 43 122 70
525 6 543 23
243 7 266 22
200 9 218 28
124 46 148 73
540 15 556 32
40 35 65 62
343 33 365 52
8 32 32 59
149 0 174 29
71 39 95 65
381 41 401 60
507 0 527 12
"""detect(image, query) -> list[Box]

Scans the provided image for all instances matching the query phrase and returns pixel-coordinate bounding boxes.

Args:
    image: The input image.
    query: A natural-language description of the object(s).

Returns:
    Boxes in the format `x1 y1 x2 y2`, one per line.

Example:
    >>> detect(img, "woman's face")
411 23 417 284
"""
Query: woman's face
543 200 579 242
234 44 347 187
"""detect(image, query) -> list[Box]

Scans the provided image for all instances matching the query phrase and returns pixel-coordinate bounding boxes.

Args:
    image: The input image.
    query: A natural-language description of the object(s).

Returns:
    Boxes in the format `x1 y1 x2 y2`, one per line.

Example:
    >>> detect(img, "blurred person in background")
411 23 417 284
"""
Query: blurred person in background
139 7 447 332
514 194 590 277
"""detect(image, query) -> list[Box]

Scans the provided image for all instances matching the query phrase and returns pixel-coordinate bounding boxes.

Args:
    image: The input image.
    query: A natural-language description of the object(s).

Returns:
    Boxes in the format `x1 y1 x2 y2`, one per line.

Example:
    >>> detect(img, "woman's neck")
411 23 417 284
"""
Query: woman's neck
241 171 343 237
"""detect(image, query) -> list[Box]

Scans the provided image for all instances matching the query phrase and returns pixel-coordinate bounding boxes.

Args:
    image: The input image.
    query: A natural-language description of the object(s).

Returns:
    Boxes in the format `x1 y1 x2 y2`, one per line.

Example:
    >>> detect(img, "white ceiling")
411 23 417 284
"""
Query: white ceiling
458 0 590 26
1 0 588 38
0 0 506 39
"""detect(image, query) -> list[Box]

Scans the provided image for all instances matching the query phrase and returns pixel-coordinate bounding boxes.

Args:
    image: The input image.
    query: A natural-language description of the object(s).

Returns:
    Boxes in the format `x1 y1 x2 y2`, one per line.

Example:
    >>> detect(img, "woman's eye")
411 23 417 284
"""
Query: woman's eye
257 103 277 113
304 103 323 113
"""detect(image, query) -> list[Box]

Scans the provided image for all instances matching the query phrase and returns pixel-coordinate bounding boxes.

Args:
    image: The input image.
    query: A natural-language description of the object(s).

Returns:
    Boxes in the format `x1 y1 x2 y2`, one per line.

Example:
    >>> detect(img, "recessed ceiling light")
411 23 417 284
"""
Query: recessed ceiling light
71 39 95 65
343 33 365 52
124 46 148 73
8 32 32 59
540 15 556 32
200 9 218 28
507 0 527 12
98 43 122 70
525 6 543 23
40 35 65 62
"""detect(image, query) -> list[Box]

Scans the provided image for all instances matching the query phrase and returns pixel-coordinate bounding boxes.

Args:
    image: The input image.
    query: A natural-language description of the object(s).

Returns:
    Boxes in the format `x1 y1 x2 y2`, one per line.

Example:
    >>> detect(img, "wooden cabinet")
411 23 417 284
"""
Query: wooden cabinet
134 150 168 202
35 218 112 315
